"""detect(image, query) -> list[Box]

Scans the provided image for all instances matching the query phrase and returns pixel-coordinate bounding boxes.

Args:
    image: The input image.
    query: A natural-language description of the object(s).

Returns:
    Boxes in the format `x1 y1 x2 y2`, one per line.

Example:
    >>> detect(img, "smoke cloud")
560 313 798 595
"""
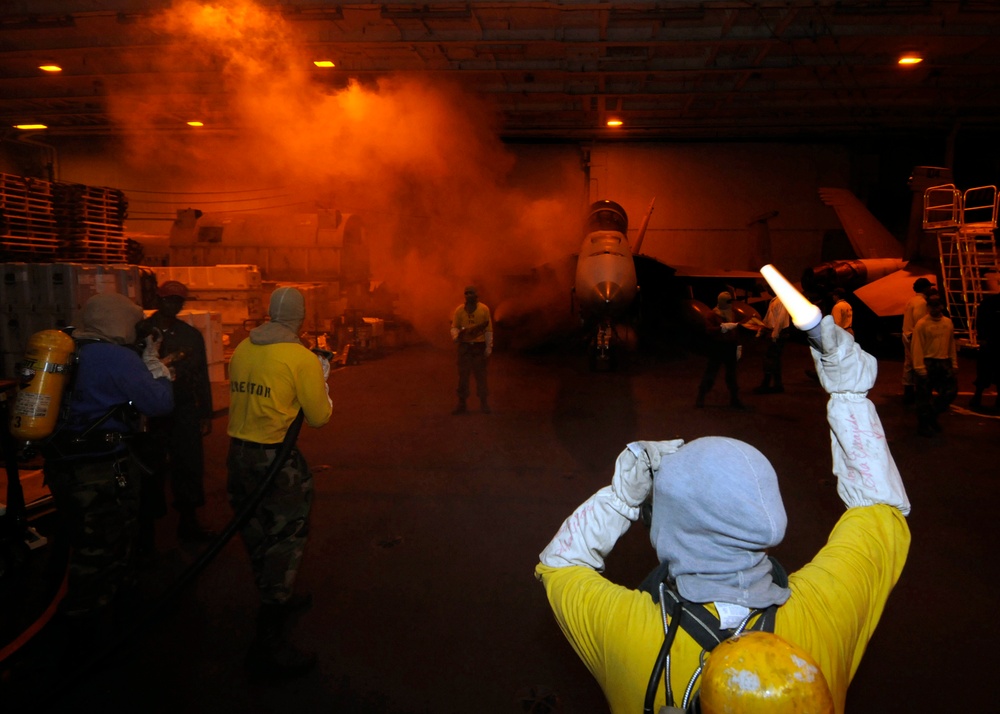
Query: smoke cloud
107 0 582 345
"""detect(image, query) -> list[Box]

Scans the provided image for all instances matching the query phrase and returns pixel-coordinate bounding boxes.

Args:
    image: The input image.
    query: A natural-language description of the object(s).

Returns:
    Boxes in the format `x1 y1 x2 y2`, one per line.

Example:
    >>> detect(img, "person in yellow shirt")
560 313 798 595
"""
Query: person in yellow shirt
830 287 853 335
536 315 910 714
912 292 958 436
450 285 494 414
227 286 333 678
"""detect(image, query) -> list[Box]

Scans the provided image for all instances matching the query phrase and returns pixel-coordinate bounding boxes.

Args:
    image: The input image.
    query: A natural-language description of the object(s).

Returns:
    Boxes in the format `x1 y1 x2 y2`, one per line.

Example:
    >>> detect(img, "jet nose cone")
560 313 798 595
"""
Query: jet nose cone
595 280 621 305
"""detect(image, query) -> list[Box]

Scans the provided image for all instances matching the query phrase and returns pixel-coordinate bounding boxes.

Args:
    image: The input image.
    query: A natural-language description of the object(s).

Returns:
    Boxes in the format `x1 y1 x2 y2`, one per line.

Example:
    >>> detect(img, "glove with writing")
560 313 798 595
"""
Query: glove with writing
540 440 684 571
811 316 910 515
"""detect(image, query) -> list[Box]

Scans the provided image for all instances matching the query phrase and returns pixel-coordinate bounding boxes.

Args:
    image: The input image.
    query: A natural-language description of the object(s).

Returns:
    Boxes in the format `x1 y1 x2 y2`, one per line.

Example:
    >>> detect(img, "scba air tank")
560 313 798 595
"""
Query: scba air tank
10 330 75 442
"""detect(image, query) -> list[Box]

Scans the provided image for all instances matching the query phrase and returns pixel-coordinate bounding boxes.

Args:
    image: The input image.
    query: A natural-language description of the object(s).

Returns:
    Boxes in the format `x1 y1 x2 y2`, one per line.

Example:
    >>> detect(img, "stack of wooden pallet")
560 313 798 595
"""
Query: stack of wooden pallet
53 182 129 262
0 174 61 260
1 172 128 263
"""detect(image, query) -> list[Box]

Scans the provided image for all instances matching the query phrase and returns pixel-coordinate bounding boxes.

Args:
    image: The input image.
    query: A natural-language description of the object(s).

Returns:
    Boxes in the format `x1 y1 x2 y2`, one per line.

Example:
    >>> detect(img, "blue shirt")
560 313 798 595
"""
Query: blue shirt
66 341 174 434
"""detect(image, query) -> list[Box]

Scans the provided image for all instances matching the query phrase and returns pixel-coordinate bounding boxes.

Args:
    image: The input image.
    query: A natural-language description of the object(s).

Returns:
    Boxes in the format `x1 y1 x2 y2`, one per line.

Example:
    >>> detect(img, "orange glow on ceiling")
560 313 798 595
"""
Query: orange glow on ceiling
313 60 336 68
187 121 204 127
14 124 47 130
898 53 923 66
606 119 623 127
39 65 62 72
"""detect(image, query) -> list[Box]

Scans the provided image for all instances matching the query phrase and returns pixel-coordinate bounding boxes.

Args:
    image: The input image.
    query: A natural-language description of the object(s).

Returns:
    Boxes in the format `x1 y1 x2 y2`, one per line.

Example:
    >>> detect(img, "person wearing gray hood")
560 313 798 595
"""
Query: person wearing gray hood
226 286 333 679
536 315 910 714
43 292 174 631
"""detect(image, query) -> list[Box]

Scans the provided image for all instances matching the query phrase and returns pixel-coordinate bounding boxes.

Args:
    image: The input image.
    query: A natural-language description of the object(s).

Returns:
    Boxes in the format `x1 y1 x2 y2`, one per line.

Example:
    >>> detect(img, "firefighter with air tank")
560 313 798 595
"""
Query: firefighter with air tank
9 292 174 645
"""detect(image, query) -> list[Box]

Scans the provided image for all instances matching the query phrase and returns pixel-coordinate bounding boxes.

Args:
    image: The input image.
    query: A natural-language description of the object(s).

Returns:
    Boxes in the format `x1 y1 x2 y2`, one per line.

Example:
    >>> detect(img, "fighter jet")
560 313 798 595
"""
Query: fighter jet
806 166 951 341
493 198 767 368
575 199 766 368
572 199 644 369
812 165 1000 346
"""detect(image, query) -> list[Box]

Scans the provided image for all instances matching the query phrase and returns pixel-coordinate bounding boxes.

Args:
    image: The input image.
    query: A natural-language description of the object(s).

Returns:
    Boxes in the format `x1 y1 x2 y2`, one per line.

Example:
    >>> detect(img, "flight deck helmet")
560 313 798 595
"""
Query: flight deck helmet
699 631 834 714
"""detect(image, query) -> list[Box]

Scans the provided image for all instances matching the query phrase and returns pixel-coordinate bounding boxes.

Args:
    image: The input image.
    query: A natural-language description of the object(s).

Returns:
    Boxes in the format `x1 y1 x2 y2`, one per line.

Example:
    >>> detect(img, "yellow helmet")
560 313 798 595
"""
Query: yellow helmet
699 631 834 714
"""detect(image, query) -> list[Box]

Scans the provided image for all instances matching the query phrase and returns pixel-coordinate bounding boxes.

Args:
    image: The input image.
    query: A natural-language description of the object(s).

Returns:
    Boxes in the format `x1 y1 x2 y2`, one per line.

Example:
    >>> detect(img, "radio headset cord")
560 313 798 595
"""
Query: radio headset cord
46 409 307 703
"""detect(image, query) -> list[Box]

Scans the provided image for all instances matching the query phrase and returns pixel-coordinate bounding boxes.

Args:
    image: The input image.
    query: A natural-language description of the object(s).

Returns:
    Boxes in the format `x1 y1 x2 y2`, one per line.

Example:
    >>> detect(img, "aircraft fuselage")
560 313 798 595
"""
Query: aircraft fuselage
574 229 638 318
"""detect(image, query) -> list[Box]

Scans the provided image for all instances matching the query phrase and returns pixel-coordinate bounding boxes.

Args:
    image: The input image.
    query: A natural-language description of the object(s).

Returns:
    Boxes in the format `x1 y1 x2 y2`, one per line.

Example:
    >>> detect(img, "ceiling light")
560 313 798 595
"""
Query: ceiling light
14 124 47 130
606 118 623 127
898 52 923 66
313 60 336 68
187 121 204 127
39 65 62 72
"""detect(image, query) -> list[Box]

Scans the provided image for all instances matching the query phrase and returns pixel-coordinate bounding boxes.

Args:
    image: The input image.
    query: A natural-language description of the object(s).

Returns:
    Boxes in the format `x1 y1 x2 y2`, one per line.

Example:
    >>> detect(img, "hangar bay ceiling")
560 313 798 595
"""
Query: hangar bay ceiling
1 1 1000 142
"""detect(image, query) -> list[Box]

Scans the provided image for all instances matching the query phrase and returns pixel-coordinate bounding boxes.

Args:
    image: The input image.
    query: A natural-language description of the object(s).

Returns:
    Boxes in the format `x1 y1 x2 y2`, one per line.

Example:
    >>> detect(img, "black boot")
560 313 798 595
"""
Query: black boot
903 385 916 405
452 400 467 415
245 604 317 679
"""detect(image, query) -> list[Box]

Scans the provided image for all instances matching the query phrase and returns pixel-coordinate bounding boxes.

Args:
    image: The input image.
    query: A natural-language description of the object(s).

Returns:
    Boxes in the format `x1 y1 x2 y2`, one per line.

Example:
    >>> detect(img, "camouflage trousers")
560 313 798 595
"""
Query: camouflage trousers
226 442 314 605
45 452 139 616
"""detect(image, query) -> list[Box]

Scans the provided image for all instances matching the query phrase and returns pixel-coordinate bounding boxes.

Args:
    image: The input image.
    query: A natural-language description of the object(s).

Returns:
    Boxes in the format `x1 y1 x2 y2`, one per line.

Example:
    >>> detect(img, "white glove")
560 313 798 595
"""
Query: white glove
811 316 910 515
450 327 461 341
720 322 738 333
612 439 686 509
142 332 162 361
484 331 493 358
540 439 684 571
142 334 172 381
736 345 742 360
539 487 632 571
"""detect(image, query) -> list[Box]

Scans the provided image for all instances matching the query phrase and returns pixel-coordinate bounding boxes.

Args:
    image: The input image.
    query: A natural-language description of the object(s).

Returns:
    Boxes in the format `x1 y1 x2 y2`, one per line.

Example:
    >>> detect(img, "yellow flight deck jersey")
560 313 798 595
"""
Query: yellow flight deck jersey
227 340 332 444
535 505 909 714
452 303 492 343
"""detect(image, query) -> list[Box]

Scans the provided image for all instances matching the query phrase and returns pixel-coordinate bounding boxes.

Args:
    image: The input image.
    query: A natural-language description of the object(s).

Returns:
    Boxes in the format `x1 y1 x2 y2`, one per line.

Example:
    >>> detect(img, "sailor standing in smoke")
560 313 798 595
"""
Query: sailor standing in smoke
450 285 494 414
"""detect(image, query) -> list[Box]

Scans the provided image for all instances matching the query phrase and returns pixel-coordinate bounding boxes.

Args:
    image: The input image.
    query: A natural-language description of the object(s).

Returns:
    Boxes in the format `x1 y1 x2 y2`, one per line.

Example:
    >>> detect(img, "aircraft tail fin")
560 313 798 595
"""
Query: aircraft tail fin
818 188 904 260
632 198 655 254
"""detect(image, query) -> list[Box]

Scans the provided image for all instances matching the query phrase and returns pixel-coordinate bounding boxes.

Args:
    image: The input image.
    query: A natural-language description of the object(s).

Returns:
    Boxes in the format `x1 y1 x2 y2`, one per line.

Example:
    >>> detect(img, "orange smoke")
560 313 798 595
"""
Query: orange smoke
107 0 582 345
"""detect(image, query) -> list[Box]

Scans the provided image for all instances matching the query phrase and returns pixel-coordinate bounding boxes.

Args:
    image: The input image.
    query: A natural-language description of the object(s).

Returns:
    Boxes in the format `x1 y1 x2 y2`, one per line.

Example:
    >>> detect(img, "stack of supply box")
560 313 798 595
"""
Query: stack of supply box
0 262 146 380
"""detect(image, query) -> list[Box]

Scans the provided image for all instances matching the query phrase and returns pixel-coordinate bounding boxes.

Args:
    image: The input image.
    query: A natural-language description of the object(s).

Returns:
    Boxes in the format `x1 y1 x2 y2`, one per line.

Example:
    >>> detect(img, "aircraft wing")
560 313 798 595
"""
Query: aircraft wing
853 262 937 317
664 264 762 281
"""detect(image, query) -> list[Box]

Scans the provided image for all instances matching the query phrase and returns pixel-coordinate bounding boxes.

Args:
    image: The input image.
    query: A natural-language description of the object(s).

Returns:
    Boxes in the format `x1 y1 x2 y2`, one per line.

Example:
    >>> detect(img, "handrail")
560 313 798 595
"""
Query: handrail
923 183 961 229
961 185 998 230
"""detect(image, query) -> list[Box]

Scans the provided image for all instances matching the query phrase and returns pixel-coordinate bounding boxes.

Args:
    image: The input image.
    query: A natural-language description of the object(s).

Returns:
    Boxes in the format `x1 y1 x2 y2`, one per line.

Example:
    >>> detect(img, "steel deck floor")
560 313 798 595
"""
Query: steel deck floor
2 338 997 712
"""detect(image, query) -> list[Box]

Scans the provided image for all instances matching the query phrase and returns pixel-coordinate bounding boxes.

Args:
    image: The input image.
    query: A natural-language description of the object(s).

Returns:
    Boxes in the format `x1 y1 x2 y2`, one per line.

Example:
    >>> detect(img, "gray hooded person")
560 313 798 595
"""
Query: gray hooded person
226 286 332 679
537 315 911 713
650 436 789 610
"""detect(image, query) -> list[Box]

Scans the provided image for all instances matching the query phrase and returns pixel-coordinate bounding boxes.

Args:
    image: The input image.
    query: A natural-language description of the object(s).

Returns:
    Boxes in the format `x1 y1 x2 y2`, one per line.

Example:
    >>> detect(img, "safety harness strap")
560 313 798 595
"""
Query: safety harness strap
638 557 789 651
